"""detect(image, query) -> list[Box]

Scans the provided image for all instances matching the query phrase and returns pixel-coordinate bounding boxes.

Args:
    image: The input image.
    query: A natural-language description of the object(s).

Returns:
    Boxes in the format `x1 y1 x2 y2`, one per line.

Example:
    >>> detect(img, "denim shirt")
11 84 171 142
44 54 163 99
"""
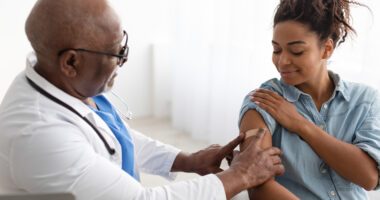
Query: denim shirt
239 71 380 200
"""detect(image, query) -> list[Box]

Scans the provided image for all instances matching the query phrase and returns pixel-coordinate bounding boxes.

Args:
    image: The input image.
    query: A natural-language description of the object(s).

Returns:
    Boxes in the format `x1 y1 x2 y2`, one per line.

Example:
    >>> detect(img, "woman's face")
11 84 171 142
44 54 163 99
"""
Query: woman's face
272 20 329 86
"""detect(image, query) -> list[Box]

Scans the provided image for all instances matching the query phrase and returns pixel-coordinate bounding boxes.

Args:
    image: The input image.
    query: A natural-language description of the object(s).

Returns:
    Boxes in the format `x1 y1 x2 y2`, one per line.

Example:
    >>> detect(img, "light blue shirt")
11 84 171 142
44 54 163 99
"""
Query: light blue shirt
239 71 380 200
91 95 138 180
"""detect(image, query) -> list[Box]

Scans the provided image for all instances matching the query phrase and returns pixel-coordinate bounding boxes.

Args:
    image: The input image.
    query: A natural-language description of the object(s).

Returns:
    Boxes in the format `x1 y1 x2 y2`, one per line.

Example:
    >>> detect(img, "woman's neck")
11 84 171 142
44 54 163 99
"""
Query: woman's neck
296 71 335 111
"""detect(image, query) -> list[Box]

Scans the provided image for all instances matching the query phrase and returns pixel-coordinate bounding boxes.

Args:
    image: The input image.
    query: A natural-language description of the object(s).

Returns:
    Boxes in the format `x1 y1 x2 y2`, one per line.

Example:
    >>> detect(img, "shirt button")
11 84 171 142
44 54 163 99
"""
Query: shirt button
320 168 327 173
323 104 328 109
330 191 336 196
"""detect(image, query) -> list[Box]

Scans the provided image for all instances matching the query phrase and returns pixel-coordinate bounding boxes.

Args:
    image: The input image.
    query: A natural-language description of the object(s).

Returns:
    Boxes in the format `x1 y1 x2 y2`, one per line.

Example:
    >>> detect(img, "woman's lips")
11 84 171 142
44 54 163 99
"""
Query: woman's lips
280 70 299 78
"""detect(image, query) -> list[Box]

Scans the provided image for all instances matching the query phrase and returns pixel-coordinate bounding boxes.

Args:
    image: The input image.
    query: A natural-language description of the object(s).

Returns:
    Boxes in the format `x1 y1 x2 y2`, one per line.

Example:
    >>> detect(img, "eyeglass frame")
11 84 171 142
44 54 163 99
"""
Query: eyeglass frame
57 30 129 67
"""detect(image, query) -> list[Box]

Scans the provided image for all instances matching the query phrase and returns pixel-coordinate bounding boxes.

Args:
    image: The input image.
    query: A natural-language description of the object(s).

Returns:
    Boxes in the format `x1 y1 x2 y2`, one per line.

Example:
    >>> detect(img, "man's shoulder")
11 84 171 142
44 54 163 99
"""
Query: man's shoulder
0 71 52 136
0 70 39 114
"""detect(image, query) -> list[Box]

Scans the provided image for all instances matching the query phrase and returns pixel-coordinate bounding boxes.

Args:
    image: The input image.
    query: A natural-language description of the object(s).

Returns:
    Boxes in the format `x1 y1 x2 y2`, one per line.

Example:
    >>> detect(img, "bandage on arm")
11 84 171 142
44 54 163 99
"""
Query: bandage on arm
240 128 268 151
244 128 266 139
239 110 271 151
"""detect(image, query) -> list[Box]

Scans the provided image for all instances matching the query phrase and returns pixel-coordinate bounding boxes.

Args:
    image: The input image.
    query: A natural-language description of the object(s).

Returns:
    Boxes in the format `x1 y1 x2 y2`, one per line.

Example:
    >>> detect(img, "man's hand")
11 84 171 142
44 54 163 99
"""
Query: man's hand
172 129 284 200
230 129 284 188
171 134 244 175
189 133 245 175
217 129 284 199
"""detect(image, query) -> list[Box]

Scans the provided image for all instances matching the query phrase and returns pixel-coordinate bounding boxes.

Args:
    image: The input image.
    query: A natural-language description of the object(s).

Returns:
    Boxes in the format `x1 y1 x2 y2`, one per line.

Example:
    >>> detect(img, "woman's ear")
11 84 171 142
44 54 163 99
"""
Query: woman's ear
59 50 79 77
322 38 334 60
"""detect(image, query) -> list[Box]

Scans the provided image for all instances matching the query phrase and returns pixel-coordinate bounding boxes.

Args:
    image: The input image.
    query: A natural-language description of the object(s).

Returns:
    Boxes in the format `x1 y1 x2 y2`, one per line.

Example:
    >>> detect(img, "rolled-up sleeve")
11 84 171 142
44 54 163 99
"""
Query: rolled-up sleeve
239 85 279 135
353 91 380 190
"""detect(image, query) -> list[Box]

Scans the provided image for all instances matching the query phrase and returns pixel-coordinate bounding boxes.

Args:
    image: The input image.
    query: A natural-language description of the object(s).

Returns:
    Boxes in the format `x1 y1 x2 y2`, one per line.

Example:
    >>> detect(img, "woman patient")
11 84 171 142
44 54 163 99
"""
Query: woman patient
239 0 380 199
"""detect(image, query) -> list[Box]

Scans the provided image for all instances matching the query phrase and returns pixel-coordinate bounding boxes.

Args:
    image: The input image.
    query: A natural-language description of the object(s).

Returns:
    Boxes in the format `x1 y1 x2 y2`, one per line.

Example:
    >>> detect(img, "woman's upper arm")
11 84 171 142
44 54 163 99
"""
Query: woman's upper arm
239 110 299 200
239 110 272 150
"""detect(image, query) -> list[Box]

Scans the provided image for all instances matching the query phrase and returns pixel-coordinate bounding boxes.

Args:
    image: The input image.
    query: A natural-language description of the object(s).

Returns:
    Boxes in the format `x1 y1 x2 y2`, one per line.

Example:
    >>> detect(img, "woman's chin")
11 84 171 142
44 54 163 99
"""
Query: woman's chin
280 77 301 86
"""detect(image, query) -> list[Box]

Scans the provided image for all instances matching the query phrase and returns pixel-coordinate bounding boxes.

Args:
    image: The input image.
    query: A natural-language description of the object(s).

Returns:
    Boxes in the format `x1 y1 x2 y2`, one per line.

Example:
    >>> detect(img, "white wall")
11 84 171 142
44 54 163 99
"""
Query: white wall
0 0 173 118
102 0 177 118
1 0 380 199
0 1 35 100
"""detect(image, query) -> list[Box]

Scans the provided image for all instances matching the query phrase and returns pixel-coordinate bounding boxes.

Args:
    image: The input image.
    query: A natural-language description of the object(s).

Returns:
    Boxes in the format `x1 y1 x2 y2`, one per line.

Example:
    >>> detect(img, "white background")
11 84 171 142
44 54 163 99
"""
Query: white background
1 0 379 198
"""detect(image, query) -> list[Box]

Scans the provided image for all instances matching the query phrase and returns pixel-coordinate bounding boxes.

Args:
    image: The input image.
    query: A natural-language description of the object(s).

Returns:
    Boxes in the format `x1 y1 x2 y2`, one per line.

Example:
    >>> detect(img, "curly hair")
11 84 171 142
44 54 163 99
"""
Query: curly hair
273 0 367 47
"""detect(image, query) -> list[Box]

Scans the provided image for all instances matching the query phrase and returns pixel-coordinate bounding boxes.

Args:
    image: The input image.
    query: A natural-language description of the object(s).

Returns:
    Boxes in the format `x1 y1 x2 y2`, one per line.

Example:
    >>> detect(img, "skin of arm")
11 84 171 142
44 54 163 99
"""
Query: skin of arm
297 120 378 190
240 110 299 200
252 89 379 190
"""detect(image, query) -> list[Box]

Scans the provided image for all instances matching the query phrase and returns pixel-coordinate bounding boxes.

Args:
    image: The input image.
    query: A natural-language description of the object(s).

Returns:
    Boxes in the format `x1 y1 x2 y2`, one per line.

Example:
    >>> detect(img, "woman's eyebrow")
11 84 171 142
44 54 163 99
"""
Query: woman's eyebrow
271 40 306 46
287 40 306 46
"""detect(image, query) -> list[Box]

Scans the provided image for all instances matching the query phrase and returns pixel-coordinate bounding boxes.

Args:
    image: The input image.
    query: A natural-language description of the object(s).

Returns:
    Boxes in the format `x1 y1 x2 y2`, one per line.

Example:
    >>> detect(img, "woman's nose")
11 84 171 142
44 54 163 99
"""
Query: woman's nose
276 52 291 67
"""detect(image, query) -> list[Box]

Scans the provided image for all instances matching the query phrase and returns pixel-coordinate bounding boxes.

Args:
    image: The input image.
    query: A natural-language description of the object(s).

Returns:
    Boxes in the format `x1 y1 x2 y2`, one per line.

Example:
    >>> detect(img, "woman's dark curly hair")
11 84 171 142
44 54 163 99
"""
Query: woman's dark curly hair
273 0 367 47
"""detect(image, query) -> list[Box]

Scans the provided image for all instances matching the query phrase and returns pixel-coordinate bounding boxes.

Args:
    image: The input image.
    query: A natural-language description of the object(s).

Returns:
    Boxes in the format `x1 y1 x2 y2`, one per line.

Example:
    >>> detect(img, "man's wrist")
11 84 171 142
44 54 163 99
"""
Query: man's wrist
216 168 248 199
184 152 195 173
171 152 193 173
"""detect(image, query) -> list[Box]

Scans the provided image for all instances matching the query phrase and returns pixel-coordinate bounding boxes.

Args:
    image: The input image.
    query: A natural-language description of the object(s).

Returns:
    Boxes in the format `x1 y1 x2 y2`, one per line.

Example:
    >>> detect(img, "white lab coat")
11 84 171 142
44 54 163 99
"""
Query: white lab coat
0 53 226 200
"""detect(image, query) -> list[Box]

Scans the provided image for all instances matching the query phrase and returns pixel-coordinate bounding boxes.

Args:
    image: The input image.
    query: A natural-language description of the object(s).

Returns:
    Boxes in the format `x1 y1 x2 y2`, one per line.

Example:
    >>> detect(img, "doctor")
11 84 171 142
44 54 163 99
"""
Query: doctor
0 0 284 199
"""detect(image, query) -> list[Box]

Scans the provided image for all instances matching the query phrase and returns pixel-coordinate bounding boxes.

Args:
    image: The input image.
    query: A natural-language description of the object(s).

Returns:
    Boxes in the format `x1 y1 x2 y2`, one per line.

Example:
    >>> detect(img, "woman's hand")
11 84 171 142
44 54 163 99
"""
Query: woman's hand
250 89 306 134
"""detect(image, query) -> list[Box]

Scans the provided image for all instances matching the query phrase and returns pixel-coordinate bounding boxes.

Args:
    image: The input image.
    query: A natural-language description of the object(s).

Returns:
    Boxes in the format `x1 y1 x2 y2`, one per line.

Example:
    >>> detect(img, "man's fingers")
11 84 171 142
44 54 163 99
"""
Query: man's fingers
274 164 285 176
208 144 221 150
264 147 282 156
233 150 239 157
226 150 240 166
272 155 282 165
214 168 223 174
218 132 245 157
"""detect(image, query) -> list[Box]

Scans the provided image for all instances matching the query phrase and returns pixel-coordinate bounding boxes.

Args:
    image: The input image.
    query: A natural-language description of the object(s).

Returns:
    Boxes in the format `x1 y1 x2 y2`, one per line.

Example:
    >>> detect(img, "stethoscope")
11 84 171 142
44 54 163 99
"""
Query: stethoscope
108 91 133 121
26 76 133 155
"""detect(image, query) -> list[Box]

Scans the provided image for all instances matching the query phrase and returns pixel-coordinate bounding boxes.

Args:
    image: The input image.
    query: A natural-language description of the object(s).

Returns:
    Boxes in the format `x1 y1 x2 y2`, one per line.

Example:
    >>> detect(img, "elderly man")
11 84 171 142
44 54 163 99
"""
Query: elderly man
0 0 284 199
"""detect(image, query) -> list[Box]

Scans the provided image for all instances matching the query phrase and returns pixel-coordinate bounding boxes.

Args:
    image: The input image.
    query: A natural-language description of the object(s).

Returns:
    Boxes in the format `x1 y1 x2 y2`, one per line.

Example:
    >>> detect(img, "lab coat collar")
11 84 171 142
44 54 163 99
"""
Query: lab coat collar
25 52 122 160
25 52 94 118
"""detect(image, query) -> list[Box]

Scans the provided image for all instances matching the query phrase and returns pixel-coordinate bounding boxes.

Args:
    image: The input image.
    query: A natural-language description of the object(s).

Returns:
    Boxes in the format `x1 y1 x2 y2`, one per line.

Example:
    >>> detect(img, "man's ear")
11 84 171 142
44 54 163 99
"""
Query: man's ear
59 50 80 77
322 38 334 60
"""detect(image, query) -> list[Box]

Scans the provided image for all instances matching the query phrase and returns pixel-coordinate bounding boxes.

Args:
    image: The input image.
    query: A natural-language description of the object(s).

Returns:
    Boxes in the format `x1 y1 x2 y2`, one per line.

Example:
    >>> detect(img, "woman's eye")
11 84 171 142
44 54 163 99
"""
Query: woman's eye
292 51 304 56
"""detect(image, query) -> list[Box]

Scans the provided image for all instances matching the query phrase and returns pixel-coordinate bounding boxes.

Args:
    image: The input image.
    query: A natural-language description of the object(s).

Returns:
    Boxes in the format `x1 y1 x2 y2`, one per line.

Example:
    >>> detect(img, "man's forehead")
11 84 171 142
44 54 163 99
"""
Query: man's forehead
96 29 124 50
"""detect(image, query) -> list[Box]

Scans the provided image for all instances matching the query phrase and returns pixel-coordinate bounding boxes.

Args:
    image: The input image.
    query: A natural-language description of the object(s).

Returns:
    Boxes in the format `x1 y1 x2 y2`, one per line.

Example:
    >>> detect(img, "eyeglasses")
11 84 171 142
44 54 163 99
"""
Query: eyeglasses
57 30 129 67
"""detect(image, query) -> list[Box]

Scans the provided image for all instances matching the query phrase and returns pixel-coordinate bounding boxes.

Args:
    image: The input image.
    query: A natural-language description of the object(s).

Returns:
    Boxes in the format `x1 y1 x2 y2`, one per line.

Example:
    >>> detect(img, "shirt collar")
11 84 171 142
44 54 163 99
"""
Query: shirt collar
329 70 350 101
279 70 350 102
25 52 93 117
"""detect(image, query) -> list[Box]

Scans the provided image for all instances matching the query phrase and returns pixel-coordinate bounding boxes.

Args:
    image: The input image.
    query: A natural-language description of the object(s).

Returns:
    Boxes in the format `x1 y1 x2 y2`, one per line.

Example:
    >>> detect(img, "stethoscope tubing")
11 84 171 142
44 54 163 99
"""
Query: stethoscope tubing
26 76 116 155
